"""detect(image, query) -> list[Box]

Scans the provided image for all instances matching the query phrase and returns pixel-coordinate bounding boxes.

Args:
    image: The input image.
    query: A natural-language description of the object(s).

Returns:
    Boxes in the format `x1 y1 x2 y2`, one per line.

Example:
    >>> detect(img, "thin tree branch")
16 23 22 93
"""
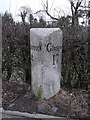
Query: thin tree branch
46 10 59 20
35 10 59 21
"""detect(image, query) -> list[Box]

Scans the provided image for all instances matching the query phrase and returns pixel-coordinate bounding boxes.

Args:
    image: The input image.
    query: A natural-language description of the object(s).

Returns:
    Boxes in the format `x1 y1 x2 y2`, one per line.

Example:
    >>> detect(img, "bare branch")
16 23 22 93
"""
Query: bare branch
46 10 59 20
49 0 54 13
35 10 59 21
34 10 46 14
71 1 76 10
75 1 82 14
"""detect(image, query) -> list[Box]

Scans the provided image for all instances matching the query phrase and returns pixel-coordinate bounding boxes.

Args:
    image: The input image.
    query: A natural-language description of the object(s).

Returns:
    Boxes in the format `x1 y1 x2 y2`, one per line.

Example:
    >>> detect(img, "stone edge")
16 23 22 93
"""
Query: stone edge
0 14 2 120
0 108 74 119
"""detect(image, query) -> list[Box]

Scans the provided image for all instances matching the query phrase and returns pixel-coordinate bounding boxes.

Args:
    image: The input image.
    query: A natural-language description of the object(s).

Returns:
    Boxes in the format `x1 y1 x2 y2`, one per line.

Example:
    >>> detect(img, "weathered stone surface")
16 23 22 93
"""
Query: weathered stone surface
30 28 63 99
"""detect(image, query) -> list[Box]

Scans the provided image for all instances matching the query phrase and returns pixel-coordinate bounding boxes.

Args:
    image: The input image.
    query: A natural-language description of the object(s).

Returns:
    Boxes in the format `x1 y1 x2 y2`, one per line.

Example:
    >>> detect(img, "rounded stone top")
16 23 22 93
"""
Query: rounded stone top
30 28 62 37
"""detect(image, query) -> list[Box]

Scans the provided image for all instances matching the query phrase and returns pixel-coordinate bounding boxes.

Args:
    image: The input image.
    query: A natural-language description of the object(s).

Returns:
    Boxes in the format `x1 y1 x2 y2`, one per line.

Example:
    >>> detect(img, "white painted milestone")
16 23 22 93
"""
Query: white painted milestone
30 28 63 99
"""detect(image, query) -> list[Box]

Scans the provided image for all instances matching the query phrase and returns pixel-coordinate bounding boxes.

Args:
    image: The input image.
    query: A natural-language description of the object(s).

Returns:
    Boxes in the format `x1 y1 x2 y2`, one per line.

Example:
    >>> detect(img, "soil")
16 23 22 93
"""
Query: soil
2 81 90 119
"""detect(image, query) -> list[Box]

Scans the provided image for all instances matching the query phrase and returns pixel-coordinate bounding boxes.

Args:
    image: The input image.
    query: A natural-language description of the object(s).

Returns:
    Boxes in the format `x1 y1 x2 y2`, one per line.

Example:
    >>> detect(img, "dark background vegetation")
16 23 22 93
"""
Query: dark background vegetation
2 0 90 90
1 1 90 119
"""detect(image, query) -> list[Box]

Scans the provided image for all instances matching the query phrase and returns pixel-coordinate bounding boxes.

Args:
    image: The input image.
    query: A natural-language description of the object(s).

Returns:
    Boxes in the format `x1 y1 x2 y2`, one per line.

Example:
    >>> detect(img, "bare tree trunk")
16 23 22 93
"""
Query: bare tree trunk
70 1 82 27
88 11 90 86
6 65 12 81
20 11 32 89
6 35 12 81
24 35 31 89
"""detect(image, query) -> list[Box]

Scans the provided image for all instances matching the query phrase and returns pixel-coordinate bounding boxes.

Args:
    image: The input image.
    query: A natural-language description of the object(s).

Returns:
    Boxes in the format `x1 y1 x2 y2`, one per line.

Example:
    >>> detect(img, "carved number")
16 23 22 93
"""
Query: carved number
53 54 59 65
